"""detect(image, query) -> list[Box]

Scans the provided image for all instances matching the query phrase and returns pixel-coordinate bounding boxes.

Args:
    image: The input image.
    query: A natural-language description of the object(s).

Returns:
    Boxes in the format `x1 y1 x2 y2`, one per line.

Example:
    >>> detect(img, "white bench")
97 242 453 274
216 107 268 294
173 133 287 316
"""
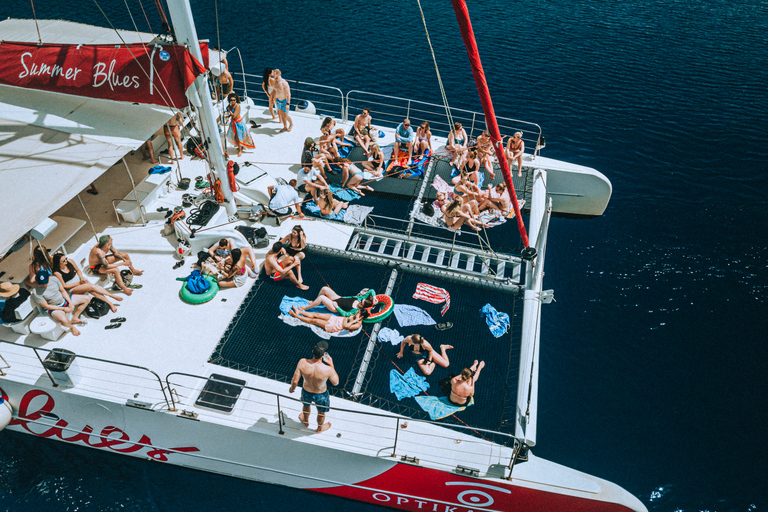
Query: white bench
113 172 171 224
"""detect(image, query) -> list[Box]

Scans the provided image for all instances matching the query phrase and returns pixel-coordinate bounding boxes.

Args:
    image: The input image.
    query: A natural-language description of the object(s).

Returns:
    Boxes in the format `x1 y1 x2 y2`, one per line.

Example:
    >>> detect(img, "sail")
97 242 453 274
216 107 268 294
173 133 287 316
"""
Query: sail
0 41 208 109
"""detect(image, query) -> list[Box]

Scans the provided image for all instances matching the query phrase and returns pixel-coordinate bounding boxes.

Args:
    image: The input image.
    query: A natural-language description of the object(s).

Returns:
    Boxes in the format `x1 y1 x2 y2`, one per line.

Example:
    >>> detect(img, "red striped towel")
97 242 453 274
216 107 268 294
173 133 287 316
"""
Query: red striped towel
413 283 450 316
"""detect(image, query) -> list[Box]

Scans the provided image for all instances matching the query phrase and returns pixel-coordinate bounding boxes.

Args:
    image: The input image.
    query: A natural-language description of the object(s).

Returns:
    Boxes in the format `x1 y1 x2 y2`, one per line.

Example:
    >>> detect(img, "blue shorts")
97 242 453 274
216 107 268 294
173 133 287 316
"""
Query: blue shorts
47 301 68 316
301 389 330 413
275 98 288 113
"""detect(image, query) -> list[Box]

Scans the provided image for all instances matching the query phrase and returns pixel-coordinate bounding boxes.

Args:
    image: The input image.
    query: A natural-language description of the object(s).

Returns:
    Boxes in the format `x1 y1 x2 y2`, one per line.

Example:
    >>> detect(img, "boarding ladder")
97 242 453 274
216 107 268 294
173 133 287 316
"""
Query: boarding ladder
347 227 523 291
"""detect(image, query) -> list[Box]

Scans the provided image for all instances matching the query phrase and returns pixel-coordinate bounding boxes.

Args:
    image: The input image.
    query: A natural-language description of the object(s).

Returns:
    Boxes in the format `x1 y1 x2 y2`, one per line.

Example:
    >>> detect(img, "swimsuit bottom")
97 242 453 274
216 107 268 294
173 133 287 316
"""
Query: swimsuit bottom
301 389 330 413
270 261 284 281
275 98 288 113
47 301 68 316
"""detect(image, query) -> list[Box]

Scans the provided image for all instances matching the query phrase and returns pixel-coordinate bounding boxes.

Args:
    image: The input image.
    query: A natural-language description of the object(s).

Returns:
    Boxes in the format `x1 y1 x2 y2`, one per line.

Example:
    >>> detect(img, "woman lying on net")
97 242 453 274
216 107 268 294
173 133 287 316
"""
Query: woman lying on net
315 189 349 217
289 306 369 334
396 334 453 376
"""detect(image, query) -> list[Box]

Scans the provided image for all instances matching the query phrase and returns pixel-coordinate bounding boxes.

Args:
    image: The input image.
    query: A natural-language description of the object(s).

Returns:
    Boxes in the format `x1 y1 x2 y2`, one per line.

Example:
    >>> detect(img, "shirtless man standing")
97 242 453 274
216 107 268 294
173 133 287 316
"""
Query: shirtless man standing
88 235 144 295
289 341 338 433
270 69 293 133
264 242 308 290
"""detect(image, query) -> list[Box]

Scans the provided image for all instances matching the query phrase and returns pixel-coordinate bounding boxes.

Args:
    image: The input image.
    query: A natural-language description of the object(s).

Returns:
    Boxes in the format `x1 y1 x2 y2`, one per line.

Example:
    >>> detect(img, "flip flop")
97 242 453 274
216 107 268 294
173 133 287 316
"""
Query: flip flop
110 317 126 323
435 322 453 331
105 323 122 330
127 284 143 289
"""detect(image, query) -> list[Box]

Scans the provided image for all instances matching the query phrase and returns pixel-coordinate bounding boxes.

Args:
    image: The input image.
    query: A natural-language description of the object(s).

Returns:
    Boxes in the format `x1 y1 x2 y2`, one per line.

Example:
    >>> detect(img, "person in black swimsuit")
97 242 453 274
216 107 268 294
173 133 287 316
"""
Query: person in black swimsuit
297 285 374 315
396 334 453 376
52 253 122 313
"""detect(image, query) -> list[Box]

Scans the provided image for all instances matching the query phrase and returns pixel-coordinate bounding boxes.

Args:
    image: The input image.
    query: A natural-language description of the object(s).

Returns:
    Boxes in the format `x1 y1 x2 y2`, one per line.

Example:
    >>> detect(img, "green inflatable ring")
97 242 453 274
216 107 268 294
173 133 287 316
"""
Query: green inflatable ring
363 294 394 323
180 274 219 304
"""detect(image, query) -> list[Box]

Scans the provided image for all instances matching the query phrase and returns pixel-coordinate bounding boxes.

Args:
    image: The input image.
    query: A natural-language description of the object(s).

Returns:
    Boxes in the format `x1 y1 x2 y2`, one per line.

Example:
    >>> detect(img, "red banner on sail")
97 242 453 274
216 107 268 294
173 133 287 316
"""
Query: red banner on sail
0 41 208 109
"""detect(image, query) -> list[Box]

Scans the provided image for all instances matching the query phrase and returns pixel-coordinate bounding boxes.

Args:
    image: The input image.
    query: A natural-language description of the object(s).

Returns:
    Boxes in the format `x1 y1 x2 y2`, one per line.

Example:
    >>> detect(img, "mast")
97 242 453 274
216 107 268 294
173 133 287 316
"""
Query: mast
165 0 237 216
450 0 534 258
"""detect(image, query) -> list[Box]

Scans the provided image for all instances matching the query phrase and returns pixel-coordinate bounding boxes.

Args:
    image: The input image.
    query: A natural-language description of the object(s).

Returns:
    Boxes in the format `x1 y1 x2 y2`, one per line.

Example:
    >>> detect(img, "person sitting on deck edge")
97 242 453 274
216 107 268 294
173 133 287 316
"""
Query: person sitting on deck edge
88 235 143 295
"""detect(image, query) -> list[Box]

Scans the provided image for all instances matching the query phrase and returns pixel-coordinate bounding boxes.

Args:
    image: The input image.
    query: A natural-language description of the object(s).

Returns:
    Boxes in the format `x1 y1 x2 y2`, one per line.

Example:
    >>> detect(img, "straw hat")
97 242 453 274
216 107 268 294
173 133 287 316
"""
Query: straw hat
0 282 20 298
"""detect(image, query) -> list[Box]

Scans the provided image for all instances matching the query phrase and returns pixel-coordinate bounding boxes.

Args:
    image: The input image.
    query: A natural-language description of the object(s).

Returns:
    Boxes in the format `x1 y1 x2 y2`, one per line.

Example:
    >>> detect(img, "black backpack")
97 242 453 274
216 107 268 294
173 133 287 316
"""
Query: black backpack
84 297 110 319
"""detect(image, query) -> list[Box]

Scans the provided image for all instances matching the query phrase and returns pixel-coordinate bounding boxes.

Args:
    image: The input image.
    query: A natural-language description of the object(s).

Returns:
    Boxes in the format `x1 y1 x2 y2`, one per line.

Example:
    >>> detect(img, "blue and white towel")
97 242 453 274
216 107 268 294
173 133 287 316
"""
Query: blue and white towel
394 304 436 327
279 296 327 315
479 303 509 338
378 327 404 346
414 395 474 420
329 184 361 202
278 296 361 339
389 368 429 401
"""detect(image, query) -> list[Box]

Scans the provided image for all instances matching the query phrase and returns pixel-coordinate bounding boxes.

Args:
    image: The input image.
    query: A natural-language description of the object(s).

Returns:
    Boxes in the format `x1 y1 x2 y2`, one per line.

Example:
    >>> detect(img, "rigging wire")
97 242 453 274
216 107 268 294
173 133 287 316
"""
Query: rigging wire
28 0 42 45
136 0 154 33
415 0 455 132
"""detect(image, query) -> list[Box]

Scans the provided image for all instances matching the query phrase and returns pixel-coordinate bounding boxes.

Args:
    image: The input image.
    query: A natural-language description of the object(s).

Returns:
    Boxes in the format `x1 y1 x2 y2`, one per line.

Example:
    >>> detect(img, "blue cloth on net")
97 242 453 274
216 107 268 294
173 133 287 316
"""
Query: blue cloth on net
449 166 484 188
401 149 431 178
329 184 361 202
304 200 346 221
279 296 329 316
414 395 474 420
479 303 509 338
389 368 429 401
148 165 172 175
378 327 404 346
394 304 436 327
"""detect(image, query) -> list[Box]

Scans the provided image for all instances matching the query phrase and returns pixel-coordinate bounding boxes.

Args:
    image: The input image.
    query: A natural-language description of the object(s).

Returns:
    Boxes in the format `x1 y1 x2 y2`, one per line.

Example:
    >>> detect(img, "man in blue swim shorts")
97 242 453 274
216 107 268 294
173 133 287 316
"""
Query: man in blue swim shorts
270 69 293 133
289 340 339 433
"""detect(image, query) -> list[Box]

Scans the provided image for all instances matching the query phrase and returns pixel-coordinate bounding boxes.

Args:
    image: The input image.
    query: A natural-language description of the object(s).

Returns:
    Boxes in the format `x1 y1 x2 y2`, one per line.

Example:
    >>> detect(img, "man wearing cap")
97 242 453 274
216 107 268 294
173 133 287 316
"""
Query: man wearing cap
289 341 338 433
30 271 89 337
88 235 143 296
394 118 415 161
0 282 31 324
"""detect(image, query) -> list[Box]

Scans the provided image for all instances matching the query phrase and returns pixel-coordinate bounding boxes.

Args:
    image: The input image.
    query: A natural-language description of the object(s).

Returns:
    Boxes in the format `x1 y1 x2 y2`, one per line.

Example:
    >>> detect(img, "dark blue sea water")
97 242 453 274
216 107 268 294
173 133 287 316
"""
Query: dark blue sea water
2 0 767 511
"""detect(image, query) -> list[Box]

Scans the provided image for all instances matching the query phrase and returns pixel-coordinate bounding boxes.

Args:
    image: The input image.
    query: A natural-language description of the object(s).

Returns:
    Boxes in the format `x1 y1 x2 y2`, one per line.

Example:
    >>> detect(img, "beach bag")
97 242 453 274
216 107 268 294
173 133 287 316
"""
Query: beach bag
112 269 133 291
186 270 210 294
421 199 435 217
84 297 110 319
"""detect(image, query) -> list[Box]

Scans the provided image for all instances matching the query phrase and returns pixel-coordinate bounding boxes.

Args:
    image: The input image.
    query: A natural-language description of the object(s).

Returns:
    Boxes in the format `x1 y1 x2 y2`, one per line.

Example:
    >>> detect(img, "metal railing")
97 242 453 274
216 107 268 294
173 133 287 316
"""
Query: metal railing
0 340 172 410
166 371 523 478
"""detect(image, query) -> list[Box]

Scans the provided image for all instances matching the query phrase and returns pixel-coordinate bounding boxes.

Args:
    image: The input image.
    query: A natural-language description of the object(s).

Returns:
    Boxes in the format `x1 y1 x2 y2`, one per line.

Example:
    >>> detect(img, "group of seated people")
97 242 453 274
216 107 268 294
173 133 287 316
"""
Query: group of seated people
436 176 513 231
1 235 142 337
447 123 526 177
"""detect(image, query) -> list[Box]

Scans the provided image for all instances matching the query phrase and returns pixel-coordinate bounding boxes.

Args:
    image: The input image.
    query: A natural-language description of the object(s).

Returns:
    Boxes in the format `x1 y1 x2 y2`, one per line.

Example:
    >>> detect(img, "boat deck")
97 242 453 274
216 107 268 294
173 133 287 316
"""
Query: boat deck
0 98 528 475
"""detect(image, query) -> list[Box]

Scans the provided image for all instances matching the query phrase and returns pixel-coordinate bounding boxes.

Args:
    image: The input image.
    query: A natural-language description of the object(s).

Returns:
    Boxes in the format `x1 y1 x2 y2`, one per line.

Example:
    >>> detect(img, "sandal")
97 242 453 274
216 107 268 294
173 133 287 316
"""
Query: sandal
127 284 143 289
105 323 122 330
110 317 126 323
435 322 453 331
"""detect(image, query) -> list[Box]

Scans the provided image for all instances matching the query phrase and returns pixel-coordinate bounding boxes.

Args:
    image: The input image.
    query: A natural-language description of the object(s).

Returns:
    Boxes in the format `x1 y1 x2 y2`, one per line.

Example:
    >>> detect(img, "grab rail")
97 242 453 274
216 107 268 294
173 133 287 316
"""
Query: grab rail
0 340 172 410
165 371 522 475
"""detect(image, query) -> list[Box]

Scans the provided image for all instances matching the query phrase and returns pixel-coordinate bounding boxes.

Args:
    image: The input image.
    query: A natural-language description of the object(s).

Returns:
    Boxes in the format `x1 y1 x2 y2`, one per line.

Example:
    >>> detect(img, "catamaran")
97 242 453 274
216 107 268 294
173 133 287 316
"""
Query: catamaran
0 2 644 511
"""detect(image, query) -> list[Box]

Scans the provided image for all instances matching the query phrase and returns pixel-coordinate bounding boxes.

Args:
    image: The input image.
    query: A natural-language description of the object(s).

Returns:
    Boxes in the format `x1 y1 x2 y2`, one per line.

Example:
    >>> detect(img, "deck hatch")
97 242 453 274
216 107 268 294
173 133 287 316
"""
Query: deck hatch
195 374 246 413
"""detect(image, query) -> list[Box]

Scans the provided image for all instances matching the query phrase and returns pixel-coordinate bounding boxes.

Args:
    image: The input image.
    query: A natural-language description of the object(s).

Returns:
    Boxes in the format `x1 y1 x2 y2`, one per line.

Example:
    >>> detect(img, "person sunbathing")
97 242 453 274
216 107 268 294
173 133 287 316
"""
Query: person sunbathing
352 108 373 155
476 129 496 180
478 183 511 216
289 307 368 334
336 158 374 196
218 248 249 288
298 285 374 314
316 189 348 217
449 360 485 406
506 131 525 177
318 118 339 161
447 122 468 168
264 242 308 290
333 128 352 154
396 334 452 376
442 197 483 231
362 144 385 177
52 253 122 313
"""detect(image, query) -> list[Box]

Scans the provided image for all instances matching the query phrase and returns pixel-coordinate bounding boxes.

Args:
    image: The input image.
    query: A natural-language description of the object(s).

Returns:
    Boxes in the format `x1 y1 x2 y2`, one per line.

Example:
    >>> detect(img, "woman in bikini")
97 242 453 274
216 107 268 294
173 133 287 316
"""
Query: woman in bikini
225 93 255 157
318 119 339 161
280 225 307 259
298 285 374 315
452 169 483 206
476 129 496 180
442 197 482 231
261 68 276 119
414 121 433 159
315 189 348 216
505 131 525 177
449 360 485 406
52 253 122 313
218 248 249 288
362 144 385 177
478 182 512 217
207 238 258 276
447 122 468 168
396 334 453 376
289 307 369 334
336 158 374 196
